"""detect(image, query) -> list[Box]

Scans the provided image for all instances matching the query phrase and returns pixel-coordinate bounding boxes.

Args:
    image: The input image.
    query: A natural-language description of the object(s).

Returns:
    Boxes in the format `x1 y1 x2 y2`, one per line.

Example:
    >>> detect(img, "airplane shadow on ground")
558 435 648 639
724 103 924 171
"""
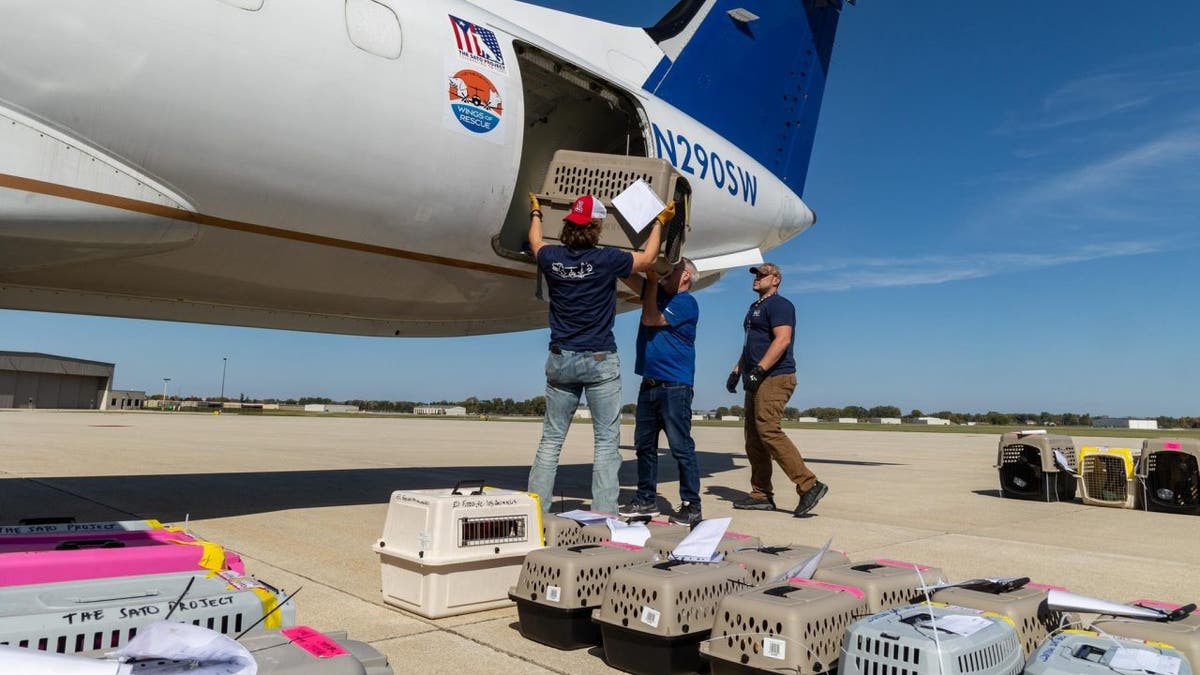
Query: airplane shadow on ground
0 450 905 524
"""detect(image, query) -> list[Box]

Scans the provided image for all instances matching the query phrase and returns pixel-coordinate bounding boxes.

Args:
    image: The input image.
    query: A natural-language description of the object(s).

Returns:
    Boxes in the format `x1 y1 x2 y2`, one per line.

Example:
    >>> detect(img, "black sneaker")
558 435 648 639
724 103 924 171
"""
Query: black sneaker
793 481 829 517
732 495 776 511
669 501 702 526
619 498 659 517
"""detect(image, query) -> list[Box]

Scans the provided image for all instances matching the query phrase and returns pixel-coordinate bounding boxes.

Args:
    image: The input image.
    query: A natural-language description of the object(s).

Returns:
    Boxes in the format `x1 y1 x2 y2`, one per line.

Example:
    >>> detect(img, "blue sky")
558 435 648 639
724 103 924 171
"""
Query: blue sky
3 2 1198 416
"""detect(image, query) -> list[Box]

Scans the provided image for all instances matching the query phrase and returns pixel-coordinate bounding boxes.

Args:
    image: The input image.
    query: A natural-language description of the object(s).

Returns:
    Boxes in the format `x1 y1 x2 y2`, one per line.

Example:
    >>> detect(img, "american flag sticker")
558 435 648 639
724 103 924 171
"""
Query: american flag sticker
449 15 507 74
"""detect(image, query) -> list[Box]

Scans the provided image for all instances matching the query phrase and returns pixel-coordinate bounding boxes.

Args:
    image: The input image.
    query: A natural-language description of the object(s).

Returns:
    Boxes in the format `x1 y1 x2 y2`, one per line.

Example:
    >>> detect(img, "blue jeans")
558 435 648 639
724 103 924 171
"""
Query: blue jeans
528 349 623 514
633 382 700 504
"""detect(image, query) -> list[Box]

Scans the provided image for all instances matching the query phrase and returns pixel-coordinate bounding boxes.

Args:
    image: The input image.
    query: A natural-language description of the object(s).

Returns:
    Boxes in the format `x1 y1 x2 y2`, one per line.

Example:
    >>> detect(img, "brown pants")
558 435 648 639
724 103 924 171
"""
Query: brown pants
744 373 817 498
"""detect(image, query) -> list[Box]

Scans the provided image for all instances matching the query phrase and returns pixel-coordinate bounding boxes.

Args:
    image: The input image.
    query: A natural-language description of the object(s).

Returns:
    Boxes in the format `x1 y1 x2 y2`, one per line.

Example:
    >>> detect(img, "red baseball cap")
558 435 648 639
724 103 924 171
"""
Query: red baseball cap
564 194 607 226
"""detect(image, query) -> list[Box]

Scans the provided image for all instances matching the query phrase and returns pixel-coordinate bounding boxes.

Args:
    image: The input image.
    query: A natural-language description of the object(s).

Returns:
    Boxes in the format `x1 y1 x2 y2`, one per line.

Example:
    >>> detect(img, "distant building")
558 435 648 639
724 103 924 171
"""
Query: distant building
796 417 819 423
1093 417 1158 430
414 405 467 416
838 417 858 424
913 417 951 425
0 351 115 410
304 403 359 413
868 417 901 424
573 406 591 419
106 390 146 410
691 413 705 421
721 415 740 422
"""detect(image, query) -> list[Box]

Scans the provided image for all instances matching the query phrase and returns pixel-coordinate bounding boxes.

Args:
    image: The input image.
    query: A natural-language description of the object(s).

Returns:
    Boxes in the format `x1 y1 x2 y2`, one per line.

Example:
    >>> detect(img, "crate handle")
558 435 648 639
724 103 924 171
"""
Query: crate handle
567 544 602 553
55 538 125 550
451 479 486 496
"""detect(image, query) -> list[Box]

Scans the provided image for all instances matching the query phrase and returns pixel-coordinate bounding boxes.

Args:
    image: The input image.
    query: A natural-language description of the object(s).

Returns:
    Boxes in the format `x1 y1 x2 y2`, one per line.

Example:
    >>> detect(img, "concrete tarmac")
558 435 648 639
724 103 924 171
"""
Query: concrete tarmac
1 411 1197 674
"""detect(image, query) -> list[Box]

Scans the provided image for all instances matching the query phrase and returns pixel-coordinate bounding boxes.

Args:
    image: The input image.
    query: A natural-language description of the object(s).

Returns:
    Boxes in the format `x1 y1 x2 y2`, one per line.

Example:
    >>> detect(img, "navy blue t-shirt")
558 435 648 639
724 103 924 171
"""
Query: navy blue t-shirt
635 290 699 385
741 294 796 376
537 245 633 352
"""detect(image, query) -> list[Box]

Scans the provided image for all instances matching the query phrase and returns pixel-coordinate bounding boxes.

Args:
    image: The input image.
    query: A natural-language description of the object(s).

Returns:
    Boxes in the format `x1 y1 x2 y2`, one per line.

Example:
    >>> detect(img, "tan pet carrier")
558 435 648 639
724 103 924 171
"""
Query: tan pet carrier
701 577 868 675
645 526 762 560
1138 438 1200 514
813 560 944 613
1090 599 1200 670
593 559 750 674
932 579 1074 656
726 544 851 586
996 432 1077 502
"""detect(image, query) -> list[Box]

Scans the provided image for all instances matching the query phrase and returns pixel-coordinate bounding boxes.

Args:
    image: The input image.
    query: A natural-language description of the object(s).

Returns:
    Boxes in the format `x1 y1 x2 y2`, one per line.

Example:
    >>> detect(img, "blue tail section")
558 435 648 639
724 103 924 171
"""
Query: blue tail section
643 0 845 197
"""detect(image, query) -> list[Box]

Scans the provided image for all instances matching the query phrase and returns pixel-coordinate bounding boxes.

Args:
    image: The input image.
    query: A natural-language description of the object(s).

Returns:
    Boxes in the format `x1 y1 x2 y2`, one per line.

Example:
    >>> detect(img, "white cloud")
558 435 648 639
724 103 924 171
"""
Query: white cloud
783 241 1164 293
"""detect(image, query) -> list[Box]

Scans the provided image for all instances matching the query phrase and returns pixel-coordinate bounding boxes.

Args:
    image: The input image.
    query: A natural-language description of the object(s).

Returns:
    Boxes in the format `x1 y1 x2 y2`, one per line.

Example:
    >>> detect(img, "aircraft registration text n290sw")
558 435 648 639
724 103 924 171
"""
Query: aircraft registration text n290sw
0 0 847 336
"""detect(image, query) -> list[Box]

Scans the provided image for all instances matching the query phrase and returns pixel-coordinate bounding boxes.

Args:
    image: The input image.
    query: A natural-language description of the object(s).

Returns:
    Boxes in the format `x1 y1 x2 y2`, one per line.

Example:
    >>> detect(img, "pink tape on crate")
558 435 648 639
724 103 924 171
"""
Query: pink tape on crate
1026 582 1067 592
875 558 932 571
1132 599 1183 611
601 541 644 551
788 577 866 599
1164 441 1183 450
281 626 349 658
725 532 753 540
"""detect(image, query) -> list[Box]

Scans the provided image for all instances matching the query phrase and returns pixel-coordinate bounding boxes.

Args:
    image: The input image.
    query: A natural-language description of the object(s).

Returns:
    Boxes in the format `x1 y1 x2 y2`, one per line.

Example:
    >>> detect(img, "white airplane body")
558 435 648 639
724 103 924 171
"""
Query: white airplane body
0 0 845 336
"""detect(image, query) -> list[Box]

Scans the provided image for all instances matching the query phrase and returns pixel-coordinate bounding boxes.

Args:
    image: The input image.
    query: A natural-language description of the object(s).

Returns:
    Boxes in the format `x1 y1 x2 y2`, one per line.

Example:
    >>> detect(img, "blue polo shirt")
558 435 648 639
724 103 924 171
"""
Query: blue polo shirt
741 294 796 376
537 244 633 352
635 289 699 385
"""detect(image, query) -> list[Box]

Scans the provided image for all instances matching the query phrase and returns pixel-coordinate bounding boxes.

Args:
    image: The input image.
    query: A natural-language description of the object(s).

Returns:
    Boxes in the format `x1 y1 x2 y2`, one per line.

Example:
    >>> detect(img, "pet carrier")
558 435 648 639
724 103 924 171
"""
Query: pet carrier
1078 447 1140 509
996 432 1077 502
814 560 945 613
1138 439 1200 514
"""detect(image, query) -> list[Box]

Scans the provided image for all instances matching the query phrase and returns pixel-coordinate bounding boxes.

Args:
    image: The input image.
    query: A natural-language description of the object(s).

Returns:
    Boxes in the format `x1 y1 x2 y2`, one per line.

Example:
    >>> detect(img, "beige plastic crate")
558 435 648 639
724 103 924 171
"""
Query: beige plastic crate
645 527 762 560
509 541 657 649
702 577 867 675
932 580 1075 656
996 432 1078 502
594 559 750 674
536 150 686 254
373 484 543 618
726 544 852 586
813 560 944 614
1091 599 1200 670
1138 438 1200 513
542 514 584 547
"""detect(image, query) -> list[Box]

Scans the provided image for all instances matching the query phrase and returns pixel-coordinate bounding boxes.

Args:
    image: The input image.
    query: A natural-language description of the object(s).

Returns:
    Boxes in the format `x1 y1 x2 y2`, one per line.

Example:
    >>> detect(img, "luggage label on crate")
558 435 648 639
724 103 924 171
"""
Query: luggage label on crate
763 637 786 660
640 606 661 628
281 625 350 659
453 496 523 509
545 586 561 603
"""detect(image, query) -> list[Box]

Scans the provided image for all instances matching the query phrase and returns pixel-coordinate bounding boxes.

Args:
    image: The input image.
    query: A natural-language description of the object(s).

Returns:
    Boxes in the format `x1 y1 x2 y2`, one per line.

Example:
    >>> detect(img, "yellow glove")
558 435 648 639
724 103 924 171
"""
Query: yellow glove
655 200 676 225
529 193 541 216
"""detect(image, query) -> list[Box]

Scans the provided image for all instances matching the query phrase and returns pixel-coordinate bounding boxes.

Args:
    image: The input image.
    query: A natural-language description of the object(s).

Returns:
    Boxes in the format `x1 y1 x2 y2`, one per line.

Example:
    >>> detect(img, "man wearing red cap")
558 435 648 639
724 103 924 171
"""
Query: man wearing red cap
526 193 672 515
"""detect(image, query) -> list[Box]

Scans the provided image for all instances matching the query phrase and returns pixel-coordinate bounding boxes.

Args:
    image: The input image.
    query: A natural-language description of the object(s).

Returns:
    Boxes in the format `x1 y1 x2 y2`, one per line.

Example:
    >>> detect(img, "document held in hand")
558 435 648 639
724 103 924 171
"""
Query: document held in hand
612 179 665 233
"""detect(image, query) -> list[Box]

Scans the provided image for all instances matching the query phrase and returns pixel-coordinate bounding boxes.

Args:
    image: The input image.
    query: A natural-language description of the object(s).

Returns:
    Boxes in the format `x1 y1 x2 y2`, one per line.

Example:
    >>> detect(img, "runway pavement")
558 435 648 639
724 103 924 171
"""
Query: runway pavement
1 410 1197 674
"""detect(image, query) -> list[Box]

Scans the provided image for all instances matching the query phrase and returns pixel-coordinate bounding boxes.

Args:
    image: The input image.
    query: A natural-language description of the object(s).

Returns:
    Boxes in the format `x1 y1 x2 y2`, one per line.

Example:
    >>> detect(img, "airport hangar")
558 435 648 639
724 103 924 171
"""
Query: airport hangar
0 351 143 410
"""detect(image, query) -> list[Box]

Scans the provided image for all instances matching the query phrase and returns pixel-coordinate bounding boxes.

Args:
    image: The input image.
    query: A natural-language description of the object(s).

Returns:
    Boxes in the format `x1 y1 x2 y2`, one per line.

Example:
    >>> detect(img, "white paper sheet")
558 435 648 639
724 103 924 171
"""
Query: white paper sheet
768 538 832 583
605 518 652 546
611 179 665 233
925 614 992 636
112 622 256 675
670 517 730 562
1047 590 1167 620
555 510 610 524
1110 648 1182 675
1053 449 1073 472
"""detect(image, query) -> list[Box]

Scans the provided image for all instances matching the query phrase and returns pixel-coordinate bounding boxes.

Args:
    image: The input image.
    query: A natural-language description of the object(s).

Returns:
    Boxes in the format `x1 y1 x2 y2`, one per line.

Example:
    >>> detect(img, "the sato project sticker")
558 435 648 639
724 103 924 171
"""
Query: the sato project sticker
545 585 561 602
640 606 661 628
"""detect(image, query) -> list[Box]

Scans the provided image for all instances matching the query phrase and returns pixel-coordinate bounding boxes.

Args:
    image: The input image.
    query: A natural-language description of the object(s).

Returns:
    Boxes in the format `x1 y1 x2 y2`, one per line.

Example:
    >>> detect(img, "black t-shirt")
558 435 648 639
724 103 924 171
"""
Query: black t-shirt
741 294 796 376
537 245 633 352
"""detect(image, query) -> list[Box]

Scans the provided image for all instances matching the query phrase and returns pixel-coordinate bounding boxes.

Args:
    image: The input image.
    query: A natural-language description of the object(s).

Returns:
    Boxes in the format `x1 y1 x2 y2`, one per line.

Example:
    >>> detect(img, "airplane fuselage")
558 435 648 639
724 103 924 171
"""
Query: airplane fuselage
0 0 821 336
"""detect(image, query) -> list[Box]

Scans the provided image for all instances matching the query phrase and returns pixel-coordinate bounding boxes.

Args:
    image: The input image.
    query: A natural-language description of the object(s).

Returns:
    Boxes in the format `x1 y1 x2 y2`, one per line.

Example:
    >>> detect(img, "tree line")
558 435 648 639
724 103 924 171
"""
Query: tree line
226 396 1199 428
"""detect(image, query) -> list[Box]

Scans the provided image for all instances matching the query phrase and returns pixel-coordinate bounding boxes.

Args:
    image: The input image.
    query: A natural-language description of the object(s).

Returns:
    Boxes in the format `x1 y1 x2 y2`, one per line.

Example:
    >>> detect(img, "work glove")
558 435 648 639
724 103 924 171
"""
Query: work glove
655 200 676 225
744 365 766 393
725 371 739 394
529 193 542 218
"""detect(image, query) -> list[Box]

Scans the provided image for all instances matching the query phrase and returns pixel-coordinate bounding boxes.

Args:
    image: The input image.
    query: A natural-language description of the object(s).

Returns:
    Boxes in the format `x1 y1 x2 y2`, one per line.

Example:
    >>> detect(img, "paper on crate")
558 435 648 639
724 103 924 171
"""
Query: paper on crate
606 518 651 546
669 517 730 562
556 510 609 524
